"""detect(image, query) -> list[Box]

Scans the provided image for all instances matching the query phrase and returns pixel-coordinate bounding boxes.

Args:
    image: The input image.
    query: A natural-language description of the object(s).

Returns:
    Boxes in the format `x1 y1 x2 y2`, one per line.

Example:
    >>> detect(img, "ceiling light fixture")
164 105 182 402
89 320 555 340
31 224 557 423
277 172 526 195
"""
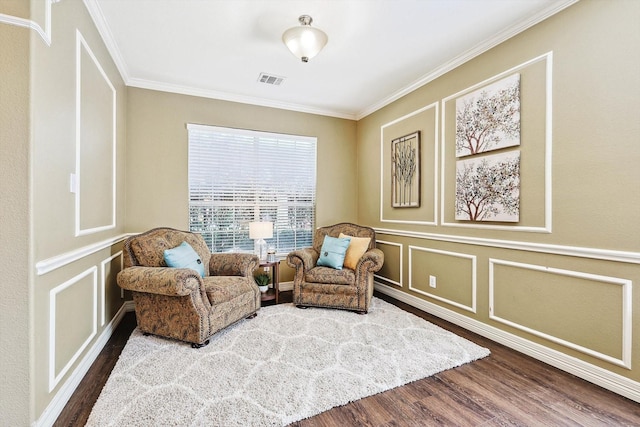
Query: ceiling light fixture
282 15 328 63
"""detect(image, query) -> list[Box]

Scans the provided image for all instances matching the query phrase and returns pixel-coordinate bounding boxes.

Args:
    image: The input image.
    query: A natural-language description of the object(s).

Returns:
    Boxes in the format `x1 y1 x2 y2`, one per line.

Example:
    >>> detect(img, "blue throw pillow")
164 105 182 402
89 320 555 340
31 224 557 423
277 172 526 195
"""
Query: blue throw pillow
317 236 351 270
163 241 205 277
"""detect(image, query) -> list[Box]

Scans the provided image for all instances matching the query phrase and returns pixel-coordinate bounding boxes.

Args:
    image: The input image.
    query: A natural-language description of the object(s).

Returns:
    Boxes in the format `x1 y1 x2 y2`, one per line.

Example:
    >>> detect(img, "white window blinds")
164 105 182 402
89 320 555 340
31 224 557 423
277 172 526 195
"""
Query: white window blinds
187 123 317 255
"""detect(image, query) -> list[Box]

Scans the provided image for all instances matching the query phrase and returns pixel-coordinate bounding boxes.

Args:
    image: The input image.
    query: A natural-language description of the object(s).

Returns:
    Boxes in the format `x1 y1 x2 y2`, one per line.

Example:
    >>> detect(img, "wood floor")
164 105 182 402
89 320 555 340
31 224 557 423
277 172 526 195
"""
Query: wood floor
54 291 640 426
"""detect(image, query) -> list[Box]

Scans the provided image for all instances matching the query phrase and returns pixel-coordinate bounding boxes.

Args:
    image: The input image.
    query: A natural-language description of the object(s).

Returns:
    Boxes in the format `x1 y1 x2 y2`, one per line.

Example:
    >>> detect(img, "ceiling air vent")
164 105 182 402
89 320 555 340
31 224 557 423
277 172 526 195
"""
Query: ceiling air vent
258 73 285 86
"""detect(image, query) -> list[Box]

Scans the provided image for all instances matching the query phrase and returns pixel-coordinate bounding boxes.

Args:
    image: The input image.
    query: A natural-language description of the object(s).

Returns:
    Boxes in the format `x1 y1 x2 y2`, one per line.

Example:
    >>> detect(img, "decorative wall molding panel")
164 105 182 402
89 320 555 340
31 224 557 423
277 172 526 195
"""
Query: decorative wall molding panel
489 258 632 369
380 102 439 225
374 240 403 288
408 245 477 313
100 251 123 326
441 52 553 232
37 301 133 427
48 267 97 392
75 29 117 236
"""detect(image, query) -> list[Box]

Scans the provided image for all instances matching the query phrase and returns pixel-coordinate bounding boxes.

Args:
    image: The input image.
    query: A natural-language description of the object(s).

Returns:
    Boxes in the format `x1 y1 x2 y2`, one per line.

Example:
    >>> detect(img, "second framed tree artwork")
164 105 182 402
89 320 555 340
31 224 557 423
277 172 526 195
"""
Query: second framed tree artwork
455 151 520 222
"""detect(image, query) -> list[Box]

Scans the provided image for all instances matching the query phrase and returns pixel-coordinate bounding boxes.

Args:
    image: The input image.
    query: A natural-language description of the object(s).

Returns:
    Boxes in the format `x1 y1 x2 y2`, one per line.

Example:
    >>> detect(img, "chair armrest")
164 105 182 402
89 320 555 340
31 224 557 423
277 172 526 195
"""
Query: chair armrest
209 253 259 277
356 248 384 273
117 266 202 296
286 248 319 272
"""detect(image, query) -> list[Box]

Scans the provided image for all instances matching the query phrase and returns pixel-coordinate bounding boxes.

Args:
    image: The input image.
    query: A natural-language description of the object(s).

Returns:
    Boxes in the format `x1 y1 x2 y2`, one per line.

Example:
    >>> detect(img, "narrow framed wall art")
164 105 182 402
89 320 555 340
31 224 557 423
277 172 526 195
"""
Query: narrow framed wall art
391 131 420 208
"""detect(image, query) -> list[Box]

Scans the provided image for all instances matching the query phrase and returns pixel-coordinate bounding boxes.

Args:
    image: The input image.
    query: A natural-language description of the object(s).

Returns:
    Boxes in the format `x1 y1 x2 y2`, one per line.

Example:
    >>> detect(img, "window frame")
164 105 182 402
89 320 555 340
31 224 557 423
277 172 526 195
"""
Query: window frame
187 123 317 256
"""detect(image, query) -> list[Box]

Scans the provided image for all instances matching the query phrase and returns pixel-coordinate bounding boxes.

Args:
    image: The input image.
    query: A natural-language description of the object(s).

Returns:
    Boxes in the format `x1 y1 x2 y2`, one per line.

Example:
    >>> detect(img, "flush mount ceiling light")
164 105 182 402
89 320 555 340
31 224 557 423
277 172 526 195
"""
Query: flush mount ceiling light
282 15 328 63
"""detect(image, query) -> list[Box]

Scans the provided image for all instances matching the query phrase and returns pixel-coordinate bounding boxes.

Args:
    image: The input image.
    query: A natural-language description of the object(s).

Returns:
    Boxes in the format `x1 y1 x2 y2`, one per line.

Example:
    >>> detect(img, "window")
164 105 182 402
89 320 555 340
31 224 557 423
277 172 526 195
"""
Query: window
187 123 316 256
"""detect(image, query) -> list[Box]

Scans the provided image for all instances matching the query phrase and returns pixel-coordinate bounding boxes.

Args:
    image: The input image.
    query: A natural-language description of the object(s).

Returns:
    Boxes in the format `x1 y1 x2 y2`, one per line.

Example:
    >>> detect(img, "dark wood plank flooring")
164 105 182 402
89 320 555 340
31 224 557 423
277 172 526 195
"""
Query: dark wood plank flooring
54 291 640 426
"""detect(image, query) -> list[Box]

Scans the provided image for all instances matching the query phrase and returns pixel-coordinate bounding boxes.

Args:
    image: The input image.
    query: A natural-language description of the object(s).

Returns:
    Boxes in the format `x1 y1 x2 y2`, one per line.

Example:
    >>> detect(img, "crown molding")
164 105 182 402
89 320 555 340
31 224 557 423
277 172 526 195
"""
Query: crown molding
355 0 579 120
83 0 356 119
83 0 579 121
127 77 357 120
82 0 131 83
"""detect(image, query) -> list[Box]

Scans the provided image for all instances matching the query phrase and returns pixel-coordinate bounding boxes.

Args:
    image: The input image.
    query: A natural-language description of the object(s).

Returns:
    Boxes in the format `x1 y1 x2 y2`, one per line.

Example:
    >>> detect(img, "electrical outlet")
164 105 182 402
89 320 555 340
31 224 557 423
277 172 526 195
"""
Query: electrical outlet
429 275 437 288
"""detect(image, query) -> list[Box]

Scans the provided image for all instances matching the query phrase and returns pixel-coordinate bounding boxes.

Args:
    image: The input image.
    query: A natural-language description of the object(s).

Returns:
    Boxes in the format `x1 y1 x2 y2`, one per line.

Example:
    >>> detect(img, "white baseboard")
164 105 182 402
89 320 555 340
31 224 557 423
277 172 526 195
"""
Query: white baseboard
35 301 134 427
375 282 640 403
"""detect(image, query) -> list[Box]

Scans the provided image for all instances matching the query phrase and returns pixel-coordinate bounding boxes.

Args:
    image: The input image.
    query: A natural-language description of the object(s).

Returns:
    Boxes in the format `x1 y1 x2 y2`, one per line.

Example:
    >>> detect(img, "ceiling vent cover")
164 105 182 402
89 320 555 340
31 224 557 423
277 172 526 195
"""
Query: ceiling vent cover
258 73 285 86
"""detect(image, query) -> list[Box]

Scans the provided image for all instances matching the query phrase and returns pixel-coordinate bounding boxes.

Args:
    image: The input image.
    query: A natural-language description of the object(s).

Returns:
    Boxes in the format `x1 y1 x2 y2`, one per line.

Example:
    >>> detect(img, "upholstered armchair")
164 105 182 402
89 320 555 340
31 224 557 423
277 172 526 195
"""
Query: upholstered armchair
118 227 261 347
286 223 384 314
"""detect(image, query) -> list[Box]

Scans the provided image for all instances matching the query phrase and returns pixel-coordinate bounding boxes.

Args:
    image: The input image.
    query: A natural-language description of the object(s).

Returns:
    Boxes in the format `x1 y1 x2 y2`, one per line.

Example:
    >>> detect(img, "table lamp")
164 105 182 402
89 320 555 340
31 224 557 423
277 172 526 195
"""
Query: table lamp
249 221 273 261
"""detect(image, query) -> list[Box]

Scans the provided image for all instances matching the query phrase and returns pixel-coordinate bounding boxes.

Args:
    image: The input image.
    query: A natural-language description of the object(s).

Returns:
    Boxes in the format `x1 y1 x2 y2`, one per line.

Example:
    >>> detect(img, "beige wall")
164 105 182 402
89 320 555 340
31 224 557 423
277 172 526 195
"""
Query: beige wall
32 2 127 260
125 89 358 282
358 0 640 387
3 0 639 424
1 0 129 424
0 6 32 424
125 88 358 233
30 0 128 420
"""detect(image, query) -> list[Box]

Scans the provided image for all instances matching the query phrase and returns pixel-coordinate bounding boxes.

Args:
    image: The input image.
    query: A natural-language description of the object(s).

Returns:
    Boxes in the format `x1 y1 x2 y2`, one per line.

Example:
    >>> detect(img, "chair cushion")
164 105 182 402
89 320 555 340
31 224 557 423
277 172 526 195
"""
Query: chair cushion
163 241 205 277
339 233 371 270
204 277 255 305
130 236 172 267
127 228 212 271
305 266 355 285
316 236 351 269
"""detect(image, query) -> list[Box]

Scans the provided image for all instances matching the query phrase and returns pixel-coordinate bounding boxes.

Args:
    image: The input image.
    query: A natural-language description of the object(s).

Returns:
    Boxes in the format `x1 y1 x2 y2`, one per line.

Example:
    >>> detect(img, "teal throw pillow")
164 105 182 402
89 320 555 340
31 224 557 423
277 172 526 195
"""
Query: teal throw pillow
317 236 351 270
163 241 205 277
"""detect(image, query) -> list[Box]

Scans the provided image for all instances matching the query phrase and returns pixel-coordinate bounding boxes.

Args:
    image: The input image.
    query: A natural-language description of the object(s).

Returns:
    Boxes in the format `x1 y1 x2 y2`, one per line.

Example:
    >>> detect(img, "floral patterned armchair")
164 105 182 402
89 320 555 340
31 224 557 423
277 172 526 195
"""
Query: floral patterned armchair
117 227 260 347
286 223 384 314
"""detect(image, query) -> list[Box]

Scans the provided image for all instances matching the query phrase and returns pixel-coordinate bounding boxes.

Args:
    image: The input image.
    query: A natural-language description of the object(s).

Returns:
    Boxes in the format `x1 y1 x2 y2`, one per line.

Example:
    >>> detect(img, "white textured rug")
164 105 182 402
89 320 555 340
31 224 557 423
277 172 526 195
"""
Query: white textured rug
87 297 489 426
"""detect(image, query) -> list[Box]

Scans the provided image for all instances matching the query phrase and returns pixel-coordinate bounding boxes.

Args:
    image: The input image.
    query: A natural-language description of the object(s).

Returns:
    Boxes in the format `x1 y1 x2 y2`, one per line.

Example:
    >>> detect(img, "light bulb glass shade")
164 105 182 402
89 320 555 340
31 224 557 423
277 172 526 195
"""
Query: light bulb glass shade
249 221 273 239
282 16 328 62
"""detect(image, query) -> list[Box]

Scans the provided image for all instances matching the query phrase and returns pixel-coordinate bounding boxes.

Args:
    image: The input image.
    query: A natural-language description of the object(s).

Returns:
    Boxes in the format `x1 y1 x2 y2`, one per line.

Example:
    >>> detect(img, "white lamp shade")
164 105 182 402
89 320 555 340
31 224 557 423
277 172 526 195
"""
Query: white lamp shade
282 16 328 62
249 221 273 239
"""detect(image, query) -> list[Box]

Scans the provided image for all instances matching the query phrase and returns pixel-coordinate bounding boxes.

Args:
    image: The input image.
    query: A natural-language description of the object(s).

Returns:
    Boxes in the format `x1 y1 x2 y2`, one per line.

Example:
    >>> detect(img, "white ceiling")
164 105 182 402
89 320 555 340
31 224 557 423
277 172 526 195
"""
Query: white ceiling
86 0 576 120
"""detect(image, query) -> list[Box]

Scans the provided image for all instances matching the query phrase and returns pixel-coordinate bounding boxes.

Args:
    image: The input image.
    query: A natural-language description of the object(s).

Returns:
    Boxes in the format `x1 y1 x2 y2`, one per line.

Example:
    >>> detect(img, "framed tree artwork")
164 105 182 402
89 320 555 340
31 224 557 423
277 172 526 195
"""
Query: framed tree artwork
392 131 420 208
455 73 521 157
455 151 520 222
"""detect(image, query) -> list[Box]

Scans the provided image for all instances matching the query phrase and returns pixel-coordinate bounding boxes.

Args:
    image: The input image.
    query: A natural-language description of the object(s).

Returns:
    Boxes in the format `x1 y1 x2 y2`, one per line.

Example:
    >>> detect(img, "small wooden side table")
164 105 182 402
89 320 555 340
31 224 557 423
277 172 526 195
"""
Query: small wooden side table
258 260 281 305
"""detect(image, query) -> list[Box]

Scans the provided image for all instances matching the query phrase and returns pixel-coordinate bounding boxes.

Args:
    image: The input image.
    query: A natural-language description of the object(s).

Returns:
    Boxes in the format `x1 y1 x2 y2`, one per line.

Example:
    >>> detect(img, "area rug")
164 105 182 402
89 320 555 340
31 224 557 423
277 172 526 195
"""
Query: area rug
86 297 489 426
